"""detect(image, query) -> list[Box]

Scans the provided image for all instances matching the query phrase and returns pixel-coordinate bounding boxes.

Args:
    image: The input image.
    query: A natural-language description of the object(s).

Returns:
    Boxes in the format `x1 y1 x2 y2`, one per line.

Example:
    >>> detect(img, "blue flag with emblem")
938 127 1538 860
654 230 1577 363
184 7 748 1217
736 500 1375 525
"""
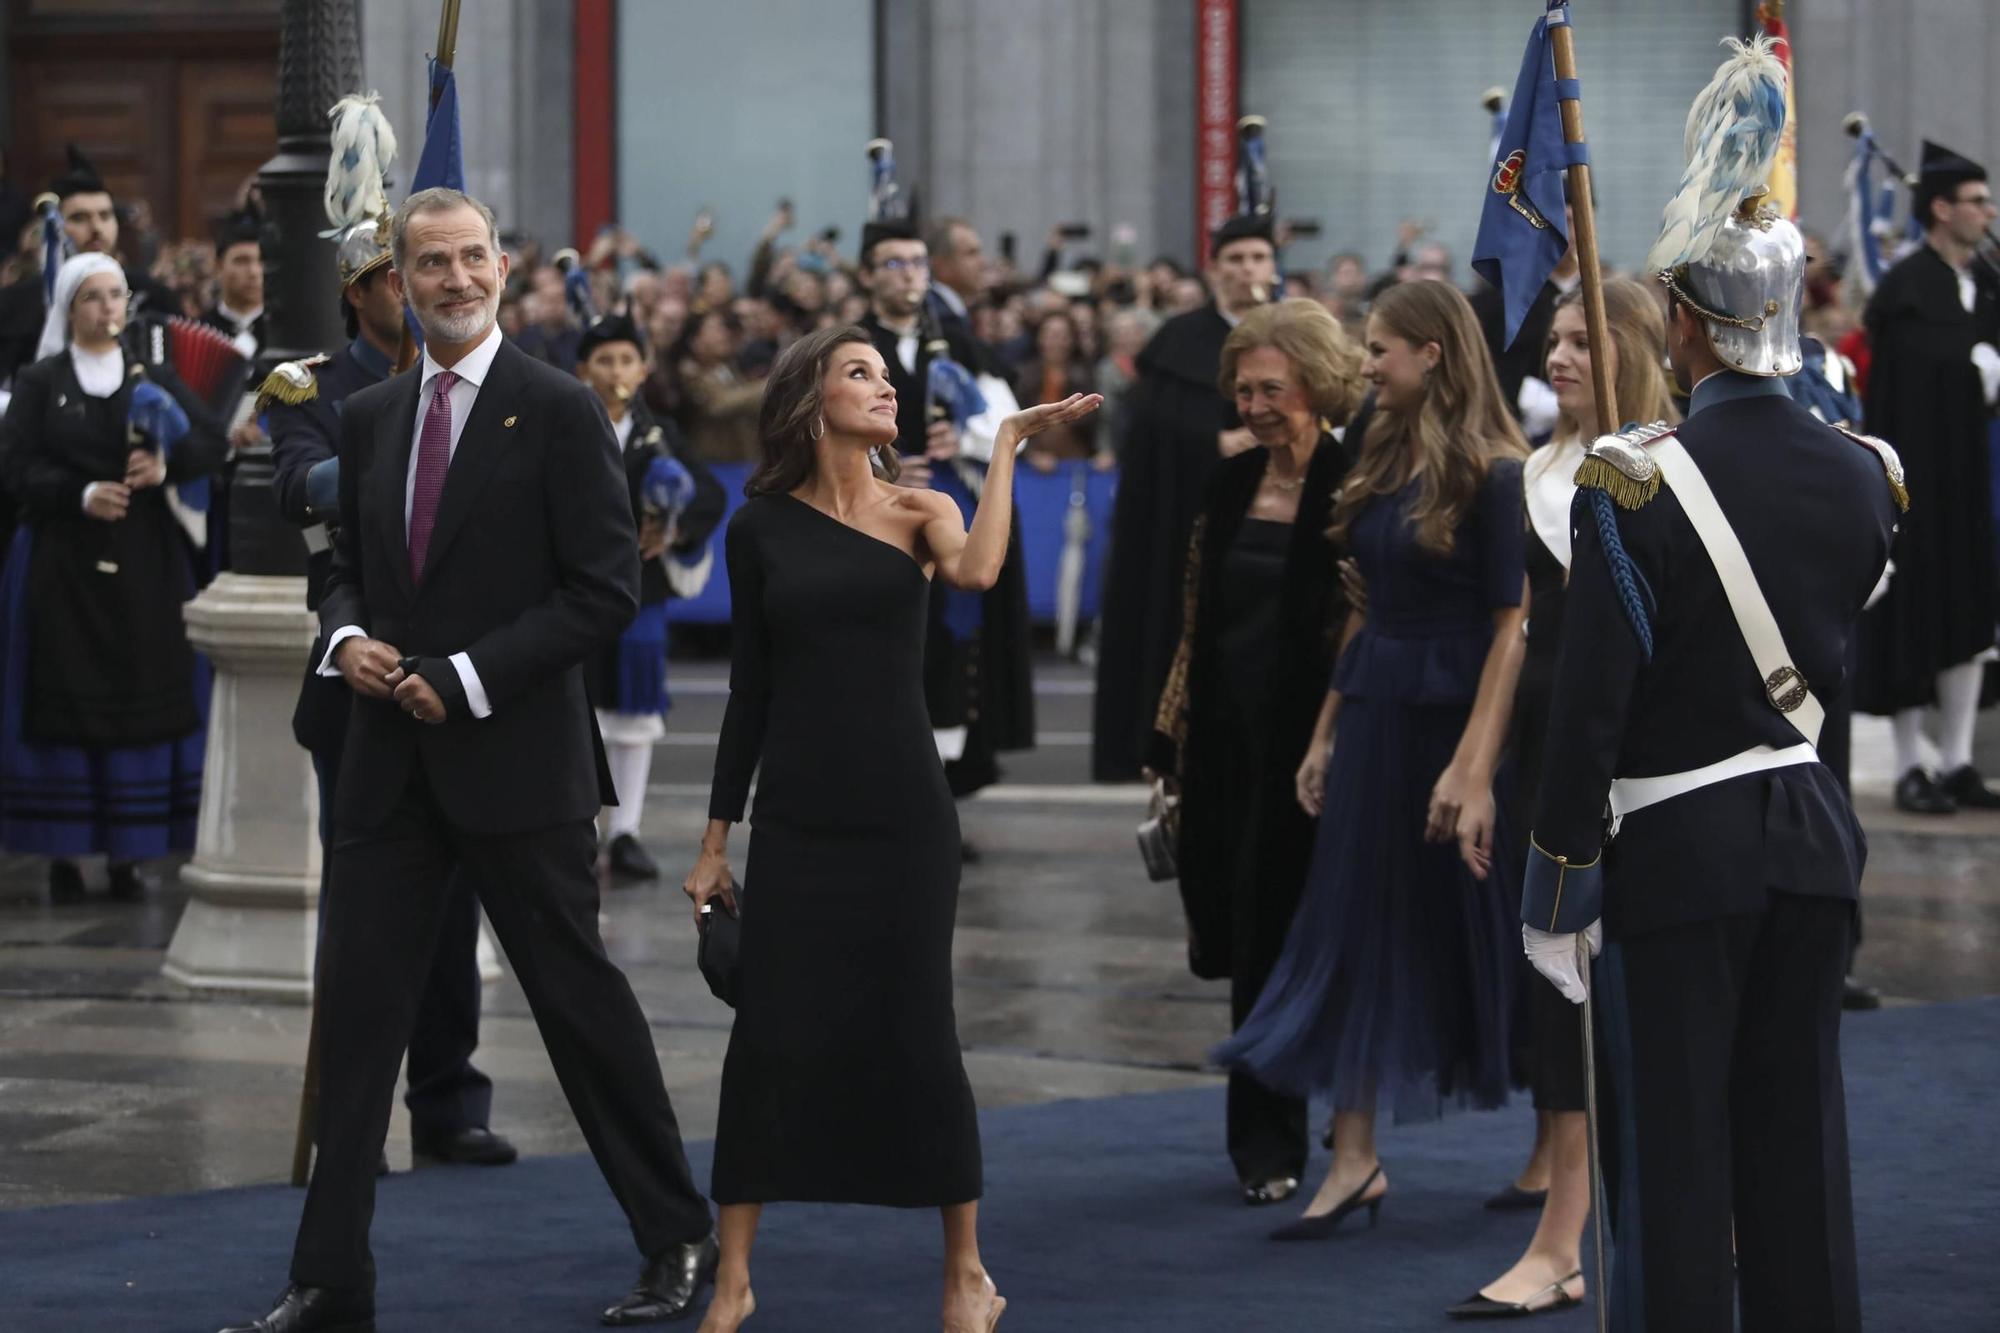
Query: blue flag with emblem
1471 2 1579 349
401 58 464 347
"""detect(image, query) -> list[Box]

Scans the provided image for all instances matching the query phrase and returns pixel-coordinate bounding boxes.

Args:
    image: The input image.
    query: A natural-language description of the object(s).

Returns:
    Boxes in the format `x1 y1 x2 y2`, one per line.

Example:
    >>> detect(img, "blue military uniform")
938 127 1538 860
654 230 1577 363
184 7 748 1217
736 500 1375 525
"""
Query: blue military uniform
1523 372 1900 1330
264 336 498 1146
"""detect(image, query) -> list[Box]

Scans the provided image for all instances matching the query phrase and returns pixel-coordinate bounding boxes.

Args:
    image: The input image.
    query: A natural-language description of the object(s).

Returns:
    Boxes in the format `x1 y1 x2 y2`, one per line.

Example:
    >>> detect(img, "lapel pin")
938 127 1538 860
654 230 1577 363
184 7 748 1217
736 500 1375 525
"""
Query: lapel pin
503 415 519 428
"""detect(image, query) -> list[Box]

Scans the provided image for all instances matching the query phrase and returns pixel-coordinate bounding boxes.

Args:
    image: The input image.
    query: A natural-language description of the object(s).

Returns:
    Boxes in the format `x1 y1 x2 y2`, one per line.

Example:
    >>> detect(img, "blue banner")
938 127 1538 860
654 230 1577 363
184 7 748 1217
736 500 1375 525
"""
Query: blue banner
1471 2 1581 349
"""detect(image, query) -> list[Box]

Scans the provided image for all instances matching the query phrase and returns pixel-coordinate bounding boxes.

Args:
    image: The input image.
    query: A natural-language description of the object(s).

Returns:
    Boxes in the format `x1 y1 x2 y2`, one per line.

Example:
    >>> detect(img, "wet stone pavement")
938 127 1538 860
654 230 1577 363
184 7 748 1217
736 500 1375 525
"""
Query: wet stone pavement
1 659 1996 1211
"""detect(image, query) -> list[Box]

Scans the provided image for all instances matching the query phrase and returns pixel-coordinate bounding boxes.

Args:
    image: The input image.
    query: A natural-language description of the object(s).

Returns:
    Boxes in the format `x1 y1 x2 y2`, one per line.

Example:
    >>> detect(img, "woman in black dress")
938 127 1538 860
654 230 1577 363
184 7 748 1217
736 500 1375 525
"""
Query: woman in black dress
684 324 1098 1333
0 254 227 900
1147 299 1365 1205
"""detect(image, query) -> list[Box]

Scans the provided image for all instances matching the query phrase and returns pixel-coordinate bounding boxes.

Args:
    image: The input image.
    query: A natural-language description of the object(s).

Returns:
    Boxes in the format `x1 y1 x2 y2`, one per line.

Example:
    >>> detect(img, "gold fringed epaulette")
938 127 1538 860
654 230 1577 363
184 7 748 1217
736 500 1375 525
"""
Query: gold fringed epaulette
1833 425 1911 514
1573 421 1673 510
253 355 330 412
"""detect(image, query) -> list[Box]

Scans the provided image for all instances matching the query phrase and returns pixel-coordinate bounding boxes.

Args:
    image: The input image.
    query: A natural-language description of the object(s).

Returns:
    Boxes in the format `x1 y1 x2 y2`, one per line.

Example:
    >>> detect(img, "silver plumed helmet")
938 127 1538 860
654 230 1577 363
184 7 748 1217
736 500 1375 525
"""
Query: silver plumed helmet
1659 198 1805 377
336 215 393 289
1644 37 1801 376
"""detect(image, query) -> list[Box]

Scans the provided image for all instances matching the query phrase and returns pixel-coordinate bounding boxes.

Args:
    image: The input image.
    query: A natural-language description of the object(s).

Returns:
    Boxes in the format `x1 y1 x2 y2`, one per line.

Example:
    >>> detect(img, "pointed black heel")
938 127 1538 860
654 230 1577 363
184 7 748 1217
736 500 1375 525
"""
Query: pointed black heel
1268 1164 1384 1241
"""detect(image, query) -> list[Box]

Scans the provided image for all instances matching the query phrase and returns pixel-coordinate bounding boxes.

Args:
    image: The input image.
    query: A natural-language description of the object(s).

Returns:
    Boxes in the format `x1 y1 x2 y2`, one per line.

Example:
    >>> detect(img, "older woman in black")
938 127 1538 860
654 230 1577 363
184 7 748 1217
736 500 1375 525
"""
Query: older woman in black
0 254 227 900
1149 299 1366 1205
683 324 1097 1333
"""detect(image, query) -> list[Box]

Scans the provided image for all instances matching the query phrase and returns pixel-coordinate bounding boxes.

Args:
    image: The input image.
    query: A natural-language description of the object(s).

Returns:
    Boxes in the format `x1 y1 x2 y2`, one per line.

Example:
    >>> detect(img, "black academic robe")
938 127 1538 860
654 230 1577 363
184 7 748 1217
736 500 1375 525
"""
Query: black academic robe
1855 245 2000 713
861 311 1036 796
1471 278 1561 423
0 345 228 745
1091 303 1236 781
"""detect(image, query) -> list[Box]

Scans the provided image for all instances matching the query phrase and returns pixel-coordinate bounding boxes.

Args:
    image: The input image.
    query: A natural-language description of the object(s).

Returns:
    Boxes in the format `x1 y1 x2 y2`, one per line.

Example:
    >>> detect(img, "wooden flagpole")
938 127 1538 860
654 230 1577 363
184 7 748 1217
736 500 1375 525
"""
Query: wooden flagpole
1549 8 1618 434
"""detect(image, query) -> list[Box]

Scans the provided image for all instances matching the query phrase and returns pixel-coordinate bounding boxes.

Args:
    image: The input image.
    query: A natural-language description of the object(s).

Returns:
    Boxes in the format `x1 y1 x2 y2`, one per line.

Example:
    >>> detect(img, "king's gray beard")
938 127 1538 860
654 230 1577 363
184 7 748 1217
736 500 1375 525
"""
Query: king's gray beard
419 291 498 346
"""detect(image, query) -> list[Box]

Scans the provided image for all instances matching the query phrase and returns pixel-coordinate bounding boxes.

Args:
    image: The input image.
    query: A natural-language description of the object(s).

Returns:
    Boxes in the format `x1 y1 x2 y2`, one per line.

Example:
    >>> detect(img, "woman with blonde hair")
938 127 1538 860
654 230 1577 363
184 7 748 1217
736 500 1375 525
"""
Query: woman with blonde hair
1214 279 1530 1241
1449 276 1678 1318
1149 298 1367 1205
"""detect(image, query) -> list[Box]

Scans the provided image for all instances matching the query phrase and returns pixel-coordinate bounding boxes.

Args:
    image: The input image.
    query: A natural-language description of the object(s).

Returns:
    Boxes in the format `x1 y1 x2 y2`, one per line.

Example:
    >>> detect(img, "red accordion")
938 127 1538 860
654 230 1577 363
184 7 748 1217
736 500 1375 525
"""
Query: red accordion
163 316 249 412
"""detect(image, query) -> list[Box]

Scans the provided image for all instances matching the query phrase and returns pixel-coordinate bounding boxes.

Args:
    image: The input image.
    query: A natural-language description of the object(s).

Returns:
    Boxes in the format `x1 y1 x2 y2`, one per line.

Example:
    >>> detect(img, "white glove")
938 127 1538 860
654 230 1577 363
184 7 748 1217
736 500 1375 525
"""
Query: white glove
1523 921 1603 1006
1971 342 2000 407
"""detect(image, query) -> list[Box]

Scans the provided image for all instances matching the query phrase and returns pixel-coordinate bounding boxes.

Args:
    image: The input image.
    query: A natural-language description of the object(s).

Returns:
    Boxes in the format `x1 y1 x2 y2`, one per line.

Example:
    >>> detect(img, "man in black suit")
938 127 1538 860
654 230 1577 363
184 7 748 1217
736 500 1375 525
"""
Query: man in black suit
264 210 515 1173
222 188 713 1333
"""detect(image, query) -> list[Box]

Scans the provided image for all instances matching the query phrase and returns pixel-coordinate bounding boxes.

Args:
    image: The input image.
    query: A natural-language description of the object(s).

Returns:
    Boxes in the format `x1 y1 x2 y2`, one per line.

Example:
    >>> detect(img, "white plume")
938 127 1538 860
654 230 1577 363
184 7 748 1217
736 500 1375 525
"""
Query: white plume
323 92 398 233
1643 36 1788 274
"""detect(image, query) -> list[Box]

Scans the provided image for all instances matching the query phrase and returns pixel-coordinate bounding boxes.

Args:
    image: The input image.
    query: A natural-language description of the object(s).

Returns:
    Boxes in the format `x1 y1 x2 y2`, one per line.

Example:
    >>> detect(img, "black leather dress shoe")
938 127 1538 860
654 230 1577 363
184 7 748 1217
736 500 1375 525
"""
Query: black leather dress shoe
107 861 149 901
1894 767 1956 815
411 1125 518 1166
607 832 661 881
1842 976 1883 1011
218 1284 375 1333
601 1231 719 1326
1941 765 2000 809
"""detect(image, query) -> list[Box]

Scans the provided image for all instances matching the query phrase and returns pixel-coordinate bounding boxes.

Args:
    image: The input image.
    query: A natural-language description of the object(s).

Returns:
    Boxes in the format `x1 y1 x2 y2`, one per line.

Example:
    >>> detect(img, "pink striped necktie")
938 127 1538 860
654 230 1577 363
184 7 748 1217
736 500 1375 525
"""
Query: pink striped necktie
408 369 458 580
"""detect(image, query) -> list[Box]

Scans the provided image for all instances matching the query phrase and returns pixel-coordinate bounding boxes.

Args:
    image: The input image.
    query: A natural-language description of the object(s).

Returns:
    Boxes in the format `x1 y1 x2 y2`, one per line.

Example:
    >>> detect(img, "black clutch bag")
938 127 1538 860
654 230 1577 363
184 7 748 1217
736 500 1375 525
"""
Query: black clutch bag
696 892 743 1007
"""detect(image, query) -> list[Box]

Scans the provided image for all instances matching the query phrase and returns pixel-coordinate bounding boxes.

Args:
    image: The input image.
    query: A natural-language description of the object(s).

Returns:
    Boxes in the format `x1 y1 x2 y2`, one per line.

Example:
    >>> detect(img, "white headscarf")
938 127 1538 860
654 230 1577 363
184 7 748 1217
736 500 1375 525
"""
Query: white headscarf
35 253 126 362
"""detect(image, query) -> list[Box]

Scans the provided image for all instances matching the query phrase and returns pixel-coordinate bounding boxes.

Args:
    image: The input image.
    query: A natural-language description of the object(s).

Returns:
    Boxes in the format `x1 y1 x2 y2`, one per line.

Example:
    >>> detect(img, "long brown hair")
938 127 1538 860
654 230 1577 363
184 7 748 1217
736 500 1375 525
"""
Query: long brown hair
1330 280 1527 556
744 324 901 497
1546 275 1681 444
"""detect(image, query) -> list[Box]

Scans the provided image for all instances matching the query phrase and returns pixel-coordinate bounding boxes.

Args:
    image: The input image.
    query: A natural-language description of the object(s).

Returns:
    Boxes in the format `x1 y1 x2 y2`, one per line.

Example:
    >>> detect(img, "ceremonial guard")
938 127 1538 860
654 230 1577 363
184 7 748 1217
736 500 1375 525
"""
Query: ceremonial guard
0 146 179 384
1522 39 1895 1332
264 96 515 1170
1092 118 1276 781
572 308 725 881
856 142 1035 808
1854 140 2000 814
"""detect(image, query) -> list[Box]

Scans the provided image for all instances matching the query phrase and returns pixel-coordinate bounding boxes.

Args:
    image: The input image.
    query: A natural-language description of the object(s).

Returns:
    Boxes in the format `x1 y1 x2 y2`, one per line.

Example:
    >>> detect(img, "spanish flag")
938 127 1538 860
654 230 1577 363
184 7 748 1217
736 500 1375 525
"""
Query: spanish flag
1759 1 1797 218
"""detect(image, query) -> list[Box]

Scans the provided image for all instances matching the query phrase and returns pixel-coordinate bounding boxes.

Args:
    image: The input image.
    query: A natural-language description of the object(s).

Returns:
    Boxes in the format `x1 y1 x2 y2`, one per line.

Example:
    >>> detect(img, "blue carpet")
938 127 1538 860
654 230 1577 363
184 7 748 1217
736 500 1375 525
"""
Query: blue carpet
3 998 1997 1331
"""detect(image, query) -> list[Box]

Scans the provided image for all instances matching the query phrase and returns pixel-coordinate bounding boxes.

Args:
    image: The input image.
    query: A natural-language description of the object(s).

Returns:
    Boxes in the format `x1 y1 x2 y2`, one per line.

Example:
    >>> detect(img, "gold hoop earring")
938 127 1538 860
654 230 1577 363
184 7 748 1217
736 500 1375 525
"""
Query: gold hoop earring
810 416 825 442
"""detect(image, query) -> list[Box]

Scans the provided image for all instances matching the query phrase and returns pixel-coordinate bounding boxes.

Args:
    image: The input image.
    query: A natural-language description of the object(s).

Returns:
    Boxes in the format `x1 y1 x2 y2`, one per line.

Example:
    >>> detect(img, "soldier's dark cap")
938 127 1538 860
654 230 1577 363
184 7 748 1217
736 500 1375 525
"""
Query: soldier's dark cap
50 145 107 202
213 206 263 255
860 217 922 266
1209 212 1276 259
576 310 647 362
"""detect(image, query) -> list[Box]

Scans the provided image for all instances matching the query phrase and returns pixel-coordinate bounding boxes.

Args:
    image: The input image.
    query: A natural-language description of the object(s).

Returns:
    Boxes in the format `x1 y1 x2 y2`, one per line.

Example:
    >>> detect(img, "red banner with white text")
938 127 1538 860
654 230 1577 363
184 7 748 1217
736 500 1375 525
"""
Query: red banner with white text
1196 0 1239 258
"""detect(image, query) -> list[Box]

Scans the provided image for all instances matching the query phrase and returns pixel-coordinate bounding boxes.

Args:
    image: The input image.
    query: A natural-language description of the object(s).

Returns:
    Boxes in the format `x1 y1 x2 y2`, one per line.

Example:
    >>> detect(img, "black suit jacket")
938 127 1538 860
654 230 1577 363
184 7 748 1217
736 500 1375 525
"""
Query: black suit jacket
322 335 638 834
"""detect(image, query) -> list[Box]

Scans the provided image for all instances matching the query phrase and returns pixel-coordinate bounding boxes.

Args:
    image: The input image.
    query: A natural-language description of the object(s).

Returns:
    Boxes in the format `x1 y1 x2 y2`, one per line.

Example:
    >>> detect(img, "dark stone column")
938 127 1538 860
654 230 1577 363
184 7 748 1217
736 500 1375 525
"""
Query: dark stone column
235 0 363 577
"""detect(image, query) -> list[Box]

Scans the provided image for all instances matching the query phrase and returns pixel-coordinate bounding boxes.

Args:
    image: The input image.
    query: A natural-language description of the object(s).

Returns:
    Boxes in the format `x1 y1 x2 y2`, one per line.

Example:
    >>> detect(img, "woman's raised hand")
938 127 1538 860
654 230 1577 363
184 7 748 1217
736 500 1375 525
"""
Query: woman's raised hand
1002 392 1103 444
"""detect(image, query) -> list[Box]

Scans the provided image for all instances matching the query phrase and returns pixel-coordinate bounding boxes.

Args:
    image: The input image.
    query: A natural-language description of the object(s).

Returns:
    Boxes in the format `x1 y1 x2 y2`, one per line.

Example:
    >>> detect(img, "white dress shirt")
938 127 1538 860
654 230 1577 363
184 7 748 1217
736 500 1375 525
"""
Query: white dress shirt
319 323 503 718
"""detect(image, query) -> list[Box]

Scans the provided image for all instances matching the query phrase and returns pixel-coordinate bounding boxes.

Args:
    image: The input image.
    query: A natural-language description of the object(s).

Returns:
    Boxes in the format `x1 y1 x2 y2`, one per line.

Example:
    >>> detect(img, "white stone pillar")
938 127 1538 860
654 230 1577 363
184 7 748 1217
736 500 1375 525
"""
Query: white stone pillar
163 573 322 998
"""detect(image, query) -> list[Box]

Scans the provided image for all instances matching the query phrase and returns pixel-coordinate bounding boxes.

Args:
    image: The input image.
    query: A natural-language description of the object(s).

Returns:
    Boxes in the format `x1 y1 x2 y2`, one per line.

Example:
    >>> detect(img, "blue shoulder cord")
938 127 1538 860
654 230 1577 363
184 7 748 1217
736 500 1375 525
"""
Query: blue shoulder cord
1587 486 1655 663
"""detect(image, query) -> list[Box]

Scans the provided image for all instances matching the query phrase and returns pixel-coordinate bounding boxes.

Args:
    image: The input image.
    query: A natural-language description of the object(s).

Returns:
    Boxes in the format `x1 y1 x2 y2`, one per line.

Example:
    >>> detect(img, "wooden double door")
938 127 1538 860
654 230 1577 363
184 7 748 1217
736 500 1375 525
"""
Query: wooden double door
7 1 278 243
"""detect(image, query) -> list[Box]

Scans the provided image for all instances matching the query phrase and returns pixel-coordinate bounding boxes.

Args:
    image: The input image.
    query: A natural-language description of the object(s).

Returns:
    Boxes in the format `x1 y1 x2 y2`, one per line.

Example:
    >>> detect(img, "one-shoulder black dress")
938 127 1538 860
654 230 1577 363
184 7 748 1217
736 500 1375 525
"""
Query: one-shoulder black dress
707 493 982 1206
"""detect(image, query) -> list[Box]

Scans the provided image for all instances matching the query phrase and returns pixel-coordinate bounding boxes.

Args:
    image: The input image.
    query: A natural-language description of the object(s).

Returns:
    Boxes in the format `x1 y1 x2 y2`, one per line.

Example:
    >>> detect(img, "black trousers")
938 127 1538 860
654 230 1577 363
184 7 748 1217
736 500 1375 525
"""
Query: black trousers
313 742 489 1137
290 771 711 1292
1595 894 1860 1333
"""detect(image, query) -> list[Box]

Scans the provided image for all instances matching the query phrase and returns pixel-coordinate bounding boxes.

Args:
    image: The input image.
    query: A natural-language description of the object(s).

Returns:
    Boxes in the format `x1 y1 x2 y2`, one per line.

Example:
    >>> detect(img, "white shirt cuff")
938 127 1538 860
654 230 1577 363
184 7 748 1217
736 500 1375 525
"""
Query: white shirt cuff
451 651 492 719
319 624 365 677
1971 342 2000 406
81 482 103 514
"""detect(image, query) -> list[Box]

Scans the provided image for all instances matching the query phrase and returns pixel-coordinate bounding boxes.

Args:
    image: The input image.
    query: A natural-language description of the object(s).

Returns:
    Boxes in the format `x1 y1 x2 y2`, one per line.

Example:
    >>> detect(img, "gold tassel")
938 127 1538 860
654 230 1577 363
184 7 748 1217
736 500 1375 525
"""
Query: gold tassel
1574 455 1660 510
253 362 322 413
1886 474 1910 514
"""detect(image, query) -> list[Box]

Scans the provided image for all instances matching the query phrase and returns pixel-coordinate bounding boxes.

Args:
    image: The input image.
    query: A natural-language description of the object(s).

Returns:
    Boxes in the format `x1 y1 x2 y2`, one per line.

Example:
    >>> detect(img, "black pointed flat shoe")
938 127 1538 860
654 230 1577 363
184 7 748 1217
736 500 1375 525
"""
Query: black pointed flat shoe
218 1283 376 1333
1482 1184 1549 1211
1241 1176 1299 1206
1446 1270 1583 1320
1269 1165 1383 1240
607 832 661 881
1841 976 1882 1011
